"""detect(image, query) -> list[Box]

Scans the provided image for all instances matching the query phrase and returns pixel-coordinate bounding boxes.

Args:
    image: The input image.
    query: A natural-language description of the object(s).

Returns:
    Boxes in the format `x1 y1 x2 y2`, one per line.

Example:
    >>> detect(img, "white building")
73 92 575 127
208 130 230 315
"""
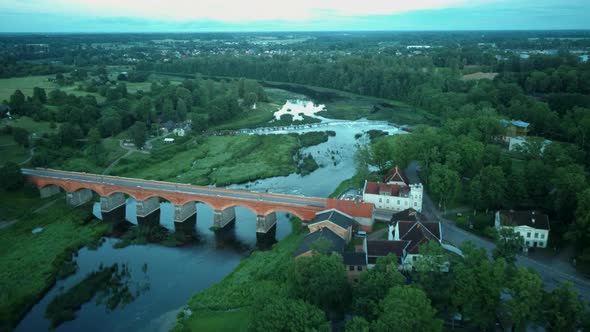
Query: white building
173 128 185 136
494 210 550 249
362 166 423 212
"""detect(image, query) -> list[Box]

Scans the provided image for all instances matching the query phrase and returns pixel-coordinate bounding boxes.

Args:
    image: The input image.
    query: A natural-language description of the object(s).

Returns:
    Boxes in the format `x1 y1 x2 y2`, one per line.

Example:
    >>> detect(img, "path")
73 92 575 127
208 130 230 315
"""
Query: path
18 147 35 166
404 161 590 301
102 135 168 175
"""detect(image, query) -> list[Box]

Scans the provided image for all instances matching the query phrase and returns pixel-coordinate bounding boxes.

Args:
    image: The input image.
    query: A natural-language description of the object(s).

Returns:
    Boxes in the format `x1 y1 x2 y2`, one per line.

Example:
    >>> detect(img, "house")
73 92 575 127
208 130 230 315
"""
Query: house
325 199 375 231
366 240 409 266
362 166 424 212
164 138 175 143
173 128 185 136
294 227 346 258
308 209 354 242
0 104 11 118
343 252 368 283
508 136 551 154
389 210 443 270
494 210 550 249
500 119 529 142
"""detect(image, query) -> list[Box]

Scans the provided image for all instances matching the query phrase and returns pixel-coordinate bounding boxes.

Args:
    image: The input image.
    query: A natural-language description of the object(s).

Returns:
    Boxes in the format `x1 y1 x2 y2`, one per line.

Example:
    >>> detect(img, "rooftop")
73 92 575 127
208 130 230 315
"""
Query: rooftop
364 182 410 197
501 119 530 128
294 228 346 257
390 208 428 223
499 210 550 230
311 209 354 229
367 240 409 258
325 199 374 219
383 166 410 185
343 252 367 266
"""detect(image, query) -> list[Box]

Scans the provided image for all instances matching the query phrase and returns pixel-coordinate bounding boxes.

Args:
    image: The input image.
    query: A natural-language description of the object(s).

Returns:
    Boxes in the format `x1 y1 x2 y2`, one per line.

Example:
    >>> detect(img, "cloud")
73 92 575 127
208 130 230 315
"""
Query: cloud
0 0 495 22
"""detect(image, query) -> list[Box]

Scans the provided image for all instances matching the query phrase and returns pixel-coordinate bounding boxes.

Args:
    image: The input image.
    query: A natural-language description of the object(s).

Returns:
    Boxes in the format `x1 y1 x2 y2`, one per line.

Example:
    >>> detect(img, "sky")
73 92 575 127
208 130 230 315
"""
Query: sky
0 0 588 32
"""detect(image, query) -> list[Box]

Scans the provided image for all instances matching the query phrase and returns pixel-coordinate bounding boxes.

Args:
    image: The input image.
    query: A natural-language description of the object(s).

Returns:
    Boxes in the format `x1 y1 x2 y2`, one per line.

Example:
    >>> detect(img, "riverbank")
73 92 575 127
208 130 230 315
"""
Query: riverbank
110 132 330 186
173 220 306 332
0 201 110 331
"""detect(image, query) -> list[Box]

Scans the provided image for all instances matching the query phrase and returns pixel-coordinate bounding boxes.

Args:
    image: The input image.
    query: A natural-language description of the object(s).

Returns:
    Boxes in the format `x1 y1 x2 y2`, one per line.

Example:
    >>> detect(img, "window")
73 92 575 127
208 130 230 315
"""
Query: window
357 266 363 271
349 266 354 271
386 199 389 203
526 241 530 247
397 200 400 205
354 278 359 283
414 202 417 207
541 233 545 239
534 233 539 238
379 198 382 203
527 232 531 238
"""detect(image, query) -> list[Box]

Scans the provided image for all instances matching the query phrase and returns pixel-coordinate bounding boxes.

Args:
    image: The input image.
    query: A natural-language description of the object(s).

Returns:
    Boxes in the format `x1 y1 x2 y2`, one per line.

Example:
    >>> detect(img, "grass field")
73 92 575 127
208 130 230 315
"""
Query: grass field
0 201 109 331
112 134 312 186
173 225 304 331
0 75 103 103
2 116 58 136
0 135 29 166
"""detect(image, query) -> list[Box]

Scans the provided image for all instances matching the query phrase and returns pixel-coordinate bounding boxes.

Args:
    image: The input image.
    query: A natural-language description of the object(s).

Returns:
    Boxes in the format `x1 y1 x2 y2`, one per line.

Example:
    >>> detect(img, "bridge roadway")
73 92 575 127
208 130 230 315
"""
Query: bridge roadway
22 168 327 210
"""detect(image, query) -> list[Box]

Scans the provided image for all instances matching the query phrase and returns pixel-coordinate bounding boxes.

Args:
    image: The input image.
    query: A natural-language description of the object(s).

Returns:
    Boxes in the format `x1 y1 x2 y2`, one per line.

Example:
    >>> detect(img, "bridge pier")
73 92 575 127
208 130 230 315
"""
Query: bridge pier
40 185 60 198
66 189 93 207
174 203 196 223
100 193 126 223
213 207 236 229
136 197 160 227
256 213 277 234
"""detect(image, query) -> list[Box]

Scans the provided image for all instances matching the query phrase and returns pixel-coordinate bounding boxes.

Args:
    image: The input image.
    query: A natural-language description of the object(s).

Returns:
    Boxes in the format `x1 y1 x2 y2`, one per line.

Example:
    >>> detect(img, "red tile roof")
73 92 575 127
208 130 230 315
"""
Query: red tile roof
364 182 409 197
326 199 374 218
383 166 409 185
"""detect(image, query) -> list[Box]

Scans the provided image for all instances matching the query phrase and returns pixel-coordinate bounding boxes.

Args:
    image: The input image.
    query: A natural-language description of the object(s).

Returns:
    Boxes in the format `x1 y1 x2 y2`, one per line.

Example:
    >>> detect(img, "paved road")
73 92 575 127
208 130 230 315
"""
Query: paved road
404 161 590 301
22 168 327 209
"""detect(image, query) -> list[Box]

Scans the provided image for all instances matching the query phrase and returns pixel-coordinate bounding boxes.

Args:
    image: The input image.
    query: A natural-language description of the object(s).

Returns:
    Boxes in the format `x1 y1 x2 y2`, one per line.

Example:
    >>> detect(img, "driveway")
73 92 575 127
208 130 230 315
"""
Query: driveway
405 161 590 301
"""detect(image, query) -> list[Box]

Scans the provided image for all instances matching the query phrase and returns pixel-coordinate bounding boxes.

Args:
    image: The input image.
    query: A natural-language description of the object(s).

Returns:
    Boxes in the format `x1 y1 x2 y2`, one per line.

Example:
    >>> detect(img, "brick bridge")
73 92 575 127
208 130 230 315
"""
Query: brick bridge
23 168 331 233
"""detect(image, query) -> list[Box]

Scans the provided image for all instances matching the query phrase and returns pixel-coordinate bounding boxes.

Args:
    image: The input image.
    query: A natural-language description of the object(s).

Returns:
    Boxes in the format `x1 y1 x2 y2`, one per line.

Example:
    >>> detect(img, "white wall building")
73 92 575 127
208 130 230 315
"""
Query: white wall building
495 210 550 249
361 166 423 212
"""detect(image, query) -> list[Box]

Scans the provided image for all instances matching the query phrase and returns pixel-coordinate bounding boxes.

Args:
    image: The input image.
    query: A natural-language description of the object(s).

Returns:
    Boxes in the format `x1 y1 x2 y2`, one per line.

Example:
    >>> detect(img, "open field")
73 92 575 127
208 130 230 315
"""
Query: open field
0 75 103 103
2 116 58 136
111 133 313 186
0 135 28 166
0 201 109 331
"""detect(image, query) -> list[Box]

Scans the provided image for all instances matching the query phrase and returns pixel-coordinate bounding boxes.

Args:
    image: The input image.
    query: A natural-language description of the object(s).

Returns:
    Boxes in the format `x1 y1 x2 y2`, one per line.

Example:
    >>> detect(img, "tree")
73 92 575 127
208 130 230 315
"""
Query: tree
288 253 350 313
412 242 453 316
505 267 543 329
249 295 329 332
452 242 507 329
473 166 507 211
130 121 147 149
353 254 405 320
344 316 370 332
543 282 585 331
86 128 105 166
552 164 587 223
370 138 392 173
135 96 153 124
372 286 442 332
9 89 25 113
493 227 524 264
428 163 460 211
243 92 258 108
0 162 24 191
12 127 29 148
162 98 175 122
175 98 188 122
32 87 47 104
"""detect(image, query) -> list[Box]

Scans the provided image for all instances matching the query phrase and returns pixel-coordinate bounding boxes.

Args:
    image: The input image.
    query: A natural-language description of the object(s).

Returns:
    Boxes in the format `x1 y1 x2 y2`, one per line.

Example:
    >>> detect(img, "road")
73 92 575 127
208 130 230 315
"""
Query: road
22 168 327 209
403 161 590 301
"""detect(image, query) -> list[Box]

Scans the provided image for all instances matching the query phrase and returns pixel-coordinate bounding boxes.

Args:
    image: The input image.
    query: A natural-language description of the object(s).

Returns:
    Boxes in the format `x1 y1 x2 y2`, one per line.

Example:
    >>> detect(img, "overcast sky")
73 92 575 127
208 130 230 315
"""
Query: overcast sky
0 0 588 32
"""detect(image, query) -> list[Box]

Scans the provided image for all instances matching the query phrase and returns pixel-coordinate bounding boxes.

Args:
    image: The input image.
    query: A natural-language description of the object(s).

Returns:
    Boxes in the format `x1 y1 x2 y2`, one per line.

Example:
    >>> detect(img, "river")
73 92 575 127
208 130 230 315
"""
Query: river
15 107 403 332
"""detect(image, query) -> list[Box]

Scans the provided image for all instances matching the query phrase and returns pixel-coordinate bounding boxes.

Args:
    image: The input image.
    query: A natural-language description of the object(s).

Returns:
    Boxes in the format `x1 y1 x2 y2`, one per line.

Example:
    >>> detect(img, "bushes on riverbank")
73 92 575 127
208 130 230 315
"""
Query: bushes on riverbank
0 202 109 331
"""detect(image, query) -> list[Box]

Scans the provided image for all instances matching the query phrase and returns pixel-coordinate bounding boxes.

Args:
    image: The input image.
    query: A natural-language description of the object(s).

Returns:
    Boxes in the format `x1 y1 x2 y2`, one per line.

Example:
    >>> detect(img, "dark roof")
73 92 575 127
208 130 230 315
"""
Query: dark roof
499 210 550 230
0 104 10 112
396 220 442 254
343 252 367 266
383 166 410 185
390 208 427 223
367 240 409 258
311 209 354 229
294 228 346 257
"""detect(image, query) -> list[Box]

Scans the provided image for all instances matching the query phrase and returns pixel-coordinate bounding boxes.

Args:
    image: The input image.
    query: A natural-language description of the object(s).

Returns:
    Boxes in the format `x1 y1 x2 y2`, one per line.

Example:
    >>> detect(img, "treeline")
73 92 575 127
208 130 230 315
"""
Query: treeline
4 74 267 169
